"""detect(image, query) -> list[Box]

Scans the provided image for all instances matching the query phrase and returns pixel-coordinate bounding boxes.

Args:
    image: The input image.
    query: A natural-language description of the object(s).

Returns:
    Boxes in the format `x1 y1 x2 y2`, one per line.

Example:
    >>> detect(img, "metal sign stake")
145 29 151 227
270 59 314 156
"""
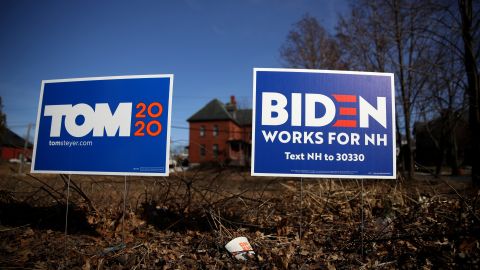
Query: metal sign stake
64 174 71 266
361 178 364 259
300 177 303 242
122 175 127 244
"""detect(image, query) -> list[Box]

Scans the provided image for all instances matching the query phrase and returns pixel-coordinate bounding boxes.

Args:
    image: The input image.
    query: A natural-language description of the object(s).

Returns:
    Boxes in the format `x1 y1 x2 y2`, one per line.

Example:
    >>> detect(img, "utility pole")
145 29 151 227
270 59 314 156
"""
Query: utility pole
18 123 32 174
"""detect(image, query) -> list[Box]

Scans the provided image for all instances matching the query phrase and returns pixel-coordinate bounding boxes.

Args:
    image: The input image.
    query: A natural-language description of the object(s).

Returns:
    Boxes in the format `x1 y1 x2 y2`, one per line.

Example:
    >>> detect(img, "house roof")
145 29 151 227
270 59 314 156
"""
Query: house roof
187 99 252 126
234 109 252 126
0 128 33 148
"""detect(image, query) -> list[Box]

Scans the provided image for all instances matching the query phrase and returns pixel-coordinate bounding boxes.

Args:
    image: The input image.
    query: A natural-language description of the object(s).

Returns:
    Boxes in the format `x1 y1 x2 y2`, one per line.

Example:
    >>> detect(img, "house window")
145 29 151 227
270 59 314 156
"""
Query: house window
200 144 206 158
213 144 219 159
213 125 219 137
200 126 205 137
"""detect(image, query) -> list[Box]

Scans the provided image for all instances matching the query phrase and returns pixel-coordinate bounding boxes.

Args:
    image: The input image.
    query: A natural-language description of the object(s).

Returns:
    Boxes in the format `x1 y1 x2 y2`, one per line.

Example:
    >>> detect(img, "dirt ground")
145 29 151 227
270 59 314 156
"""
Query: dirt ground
0 162 479 269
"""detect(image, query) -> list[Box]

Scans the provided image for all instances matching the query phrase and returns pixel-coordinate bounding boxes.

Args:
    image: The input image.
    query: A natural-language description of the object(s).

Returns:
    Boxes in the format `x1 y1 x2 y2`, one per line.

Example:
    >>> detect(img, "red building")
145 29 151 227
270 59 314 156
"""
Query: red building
187 96 251 166
1 128 33 161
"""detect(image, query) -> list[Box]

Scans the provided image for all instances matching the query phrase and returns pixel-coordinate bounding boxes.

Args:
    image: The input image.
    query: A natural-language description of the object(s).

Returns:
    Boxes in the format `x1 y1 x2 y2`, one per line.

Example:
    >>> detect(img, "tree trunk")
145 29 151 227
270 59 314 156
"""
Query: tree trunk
459 0 480 185
435 148 444 177
393 0 415 180
403 111 415 179
449 135 461 176
396 113 403 173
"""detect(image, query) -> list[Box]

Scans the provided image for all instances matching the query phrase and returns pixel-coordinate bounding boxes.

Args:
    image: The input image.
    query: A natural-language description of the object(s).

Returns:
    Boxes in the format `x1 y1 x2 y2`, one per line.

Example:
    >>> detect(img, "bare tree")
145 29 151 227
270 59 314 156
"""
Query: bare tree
390 0 446 179
337 0 439 179
336 1 408 175
280 14 346 70
336 1 390 72
280 1 478 181
418 0 479 182
414 1 471 176
459 0 480 184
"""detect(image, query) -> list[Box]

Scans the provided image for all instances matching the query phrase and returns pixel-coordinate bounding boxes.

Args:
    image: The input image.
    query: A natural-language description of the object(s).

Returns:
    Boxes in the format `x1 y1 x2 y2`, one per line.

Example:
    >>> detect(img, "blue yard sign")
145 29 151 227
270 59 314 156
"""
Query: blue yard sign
32 75 174 176
252 68 396 179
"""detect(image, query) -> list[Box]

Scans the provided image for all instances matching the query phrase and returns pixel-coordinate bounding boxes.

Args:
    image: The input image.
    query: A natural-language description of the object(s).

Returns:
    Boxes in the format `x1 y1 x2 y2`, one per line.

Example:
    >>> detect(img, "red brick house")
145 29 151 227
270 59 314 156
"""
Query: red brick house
187 96 251 166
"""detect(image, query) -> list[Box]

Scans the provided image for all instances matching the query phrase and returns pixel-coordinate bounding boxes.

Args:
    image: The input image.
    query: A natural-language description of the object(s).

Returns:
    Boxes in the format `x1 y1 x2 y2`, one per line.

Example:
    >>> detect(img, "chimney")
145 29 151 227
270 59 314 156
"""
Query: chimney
226 95 237 112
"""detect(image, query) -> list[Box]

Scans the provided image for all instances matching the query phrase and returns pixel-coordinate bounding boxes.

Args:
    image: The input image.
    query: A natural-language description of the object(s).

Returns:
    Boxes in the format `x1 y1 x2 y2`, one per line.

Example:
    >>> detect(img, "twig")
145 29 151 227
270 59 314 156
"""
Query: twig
0 224 30 232
26 174 63 198
374 260 396 268
60 174 98 212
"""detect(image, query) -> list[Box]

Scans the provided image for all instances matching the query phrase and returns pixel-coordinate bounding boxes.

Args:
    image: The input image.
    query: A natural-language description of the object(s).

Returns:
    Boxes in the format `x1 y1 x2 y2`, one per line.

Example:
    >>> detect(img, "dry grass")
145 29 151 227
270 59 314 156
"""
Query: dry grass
0 163 479 269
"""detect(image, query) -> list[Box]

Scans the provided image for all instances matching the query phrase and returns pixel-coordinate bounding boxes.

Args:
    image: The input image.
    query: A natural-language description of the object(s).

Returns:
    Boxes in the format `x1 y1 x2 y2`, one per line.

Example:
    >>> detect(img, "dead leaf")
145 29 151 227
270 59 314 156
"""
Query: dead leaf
82 258 91 270
327 262 336 270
